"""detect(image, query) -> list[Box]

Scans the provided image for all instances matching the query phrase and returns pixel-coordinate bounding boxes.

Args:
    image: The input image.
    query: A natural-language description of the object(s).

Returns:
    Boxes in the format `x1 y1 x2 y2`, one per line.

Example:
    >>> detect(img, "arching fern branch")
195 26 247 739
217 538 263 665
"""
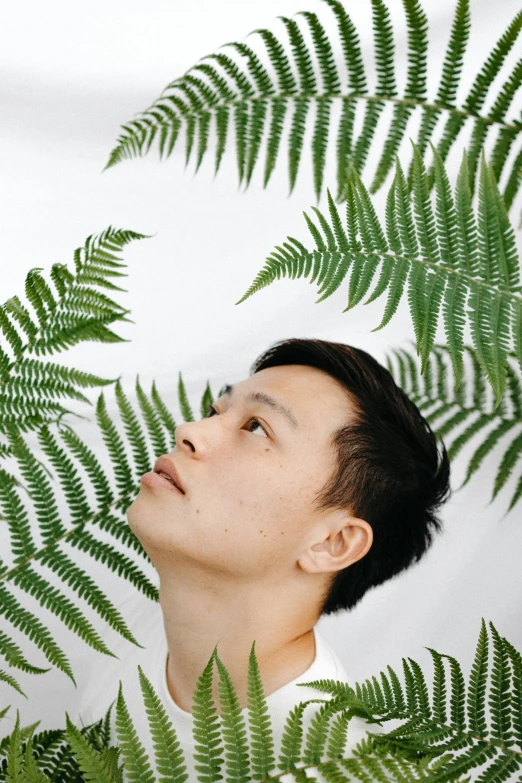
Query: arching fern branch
105 0 522 211
387 342 522 514
0 226 149 441
238 146 521 410
5 619 519 783
0 371 219 696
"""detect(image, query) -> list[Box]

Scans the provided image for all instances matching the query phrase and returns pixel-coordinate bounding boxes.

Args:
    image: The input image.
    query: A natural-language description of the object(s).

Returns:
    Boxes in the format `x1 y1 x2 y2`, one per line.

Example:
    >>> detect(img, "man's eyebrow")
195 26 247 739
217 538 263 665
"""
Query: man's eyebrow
219 383 299 430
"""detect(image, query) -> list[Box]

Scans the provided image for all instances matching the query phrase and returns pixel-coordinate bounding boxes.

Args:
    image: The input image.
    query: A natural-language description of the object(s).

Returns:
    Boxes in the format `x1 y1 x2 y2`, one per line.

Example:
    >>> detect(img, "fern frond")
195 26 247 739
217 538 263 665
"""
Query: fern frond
386 342 522 512
239 149 522 410
106 1 522 210
301 620 522 780
0 228 147 437
5 620 522 782
0 357 220 692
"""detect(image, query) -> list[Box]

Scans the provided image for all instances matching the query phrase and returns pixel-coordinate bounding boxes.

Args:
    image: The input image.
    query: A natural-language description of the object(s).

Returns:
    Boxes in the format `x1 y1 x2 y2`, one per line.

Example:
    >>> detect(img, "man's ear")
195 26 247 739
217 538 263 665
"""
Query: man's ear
297 513 373 575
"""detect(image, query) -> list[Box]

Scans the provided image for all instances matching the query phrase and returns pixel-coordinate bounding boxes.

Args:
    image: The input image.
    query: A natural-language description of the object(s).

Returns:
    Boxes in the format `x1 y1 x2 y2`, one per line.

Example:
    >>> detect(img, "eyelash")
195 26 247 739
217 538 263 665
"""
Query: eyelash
206 405 268 436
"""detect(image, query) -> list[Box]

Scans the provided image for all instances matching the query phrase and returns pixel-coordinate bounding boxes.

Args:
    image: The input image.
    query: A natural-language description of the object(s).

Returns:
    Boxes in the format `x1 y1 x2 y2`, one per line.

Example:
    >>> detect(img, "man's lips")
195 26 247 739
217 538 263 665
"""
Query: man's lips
152 456 186 493
140 471 185 495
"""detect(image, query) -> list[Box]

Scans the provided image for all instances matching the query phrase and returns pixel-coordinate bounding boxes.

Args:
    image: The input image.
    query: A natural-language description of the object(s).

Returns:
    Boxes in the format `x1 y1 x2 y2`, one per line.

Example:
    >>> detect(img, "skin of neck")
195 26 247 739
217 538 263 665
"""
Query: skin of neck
158 560 325 714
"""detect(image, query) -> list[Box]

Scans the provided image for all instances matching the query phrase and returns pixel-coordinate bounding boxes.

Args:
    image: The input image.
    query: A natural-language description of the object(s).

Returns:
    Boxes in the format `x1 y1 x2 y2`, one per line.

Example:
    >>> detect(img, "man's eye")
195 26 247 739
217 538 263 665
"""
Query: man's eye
206 405 268 437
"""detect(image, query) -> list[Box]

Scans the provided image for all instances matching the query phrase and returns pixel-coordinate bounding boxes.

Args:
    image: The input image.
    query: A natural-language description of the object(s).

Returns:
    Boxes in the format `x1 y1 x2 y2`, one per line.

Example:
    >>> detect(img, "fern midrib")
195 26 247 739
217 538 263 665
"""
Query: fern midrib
0 487 139 583
142 90 522 134
268 248 522 306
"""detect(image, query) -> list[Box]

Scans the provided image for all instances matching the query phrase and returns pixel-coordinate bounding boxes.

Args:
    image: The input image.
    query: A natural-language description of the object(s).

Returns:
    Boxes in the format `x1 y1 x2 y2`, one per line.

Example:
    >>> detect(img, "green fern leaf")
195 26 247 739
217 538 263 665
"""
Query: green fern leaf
280 16 316 94
409 0 470 177
263 99 288 188
114 681 155 783
57 422 114 506
0 229 146 437
0 630 49 676
5 712 24 783
199 381 214 420
10 564 116 658
246 641 276 781
135 376 170 462
177 371 194 422
137 665 189 783
150 381 178 449
441 654 466 733
0 669 26 698
325 712 350 761
0 467 37 564
301 701 346 766
114 380 151 479
95 392 135 498
191 647 224 783
425 648 447 724
64 713 120 783
371 0 397 97
241 149 522 408
105 2 522 208
38 546 142 648
277 701 309 772
467 618 489 740
214 651 250 783
0 585 75 682
387 343 522 510
21 735 53 783
288 98 310 194
492 429 522 501
0 357 235 690
5 427 67 545
407 658 431 719
67 527 158 601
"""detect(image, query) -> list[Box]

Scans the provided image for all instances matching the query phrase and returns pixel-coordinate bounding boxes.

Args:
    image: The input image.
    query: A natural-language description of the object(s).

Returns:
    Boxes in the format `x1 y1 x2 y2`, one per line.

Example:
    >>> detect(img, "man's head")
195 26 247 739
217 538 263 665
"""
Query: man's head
128 337 451 619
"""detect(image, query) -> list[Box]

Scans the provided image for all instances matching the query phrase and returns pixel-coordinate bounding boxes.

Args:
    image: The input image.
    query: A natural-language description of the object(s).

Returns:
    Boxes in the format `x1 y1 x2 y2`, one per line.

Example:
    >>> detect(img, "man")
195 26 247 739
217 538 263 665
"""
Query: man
76 337 451 779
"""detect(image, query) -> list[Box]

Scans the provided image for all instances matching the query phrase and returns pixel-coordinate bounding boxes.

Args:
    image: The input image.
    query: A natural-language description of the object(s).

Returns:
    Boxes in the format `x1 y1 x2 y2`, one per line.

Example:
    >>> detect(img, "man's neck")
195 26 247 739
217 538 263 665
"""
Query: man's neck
158 566 319 714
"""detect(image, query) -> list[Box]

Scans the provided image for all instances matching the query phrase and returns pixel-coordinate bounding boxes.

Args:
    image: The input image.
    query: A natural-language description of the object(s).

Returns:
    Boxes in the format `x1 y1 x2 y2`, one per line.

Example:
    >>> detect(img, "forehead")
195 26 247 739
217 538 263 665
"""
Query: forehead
223 364 356 435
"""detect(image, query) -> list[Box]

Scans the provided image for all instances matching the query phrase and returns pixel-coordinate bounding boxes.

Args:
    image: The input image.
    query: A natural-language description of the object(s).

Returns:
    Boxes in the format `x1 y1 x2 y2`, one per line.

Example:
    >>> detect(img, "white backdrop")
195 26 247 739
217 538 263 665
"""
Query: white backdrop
1 0 522 736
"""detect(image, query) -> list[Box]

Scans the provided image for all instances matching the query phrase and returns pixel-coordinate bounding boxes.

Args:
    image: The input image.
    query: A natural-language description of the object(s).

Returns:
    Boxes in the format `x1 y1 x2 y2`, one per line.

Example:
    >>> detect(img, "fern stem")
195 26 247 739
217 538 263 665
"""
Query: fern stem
132 89 522 140
270 247 522 310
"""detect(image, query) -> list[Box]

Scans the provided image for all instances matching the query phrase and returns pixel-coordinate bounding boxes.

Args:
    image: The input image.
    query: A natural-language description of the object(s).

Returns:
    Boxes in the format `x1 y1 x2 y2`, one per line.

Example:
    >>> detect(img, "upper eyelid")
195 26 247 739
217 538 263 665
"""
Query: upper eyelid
206 404 269 435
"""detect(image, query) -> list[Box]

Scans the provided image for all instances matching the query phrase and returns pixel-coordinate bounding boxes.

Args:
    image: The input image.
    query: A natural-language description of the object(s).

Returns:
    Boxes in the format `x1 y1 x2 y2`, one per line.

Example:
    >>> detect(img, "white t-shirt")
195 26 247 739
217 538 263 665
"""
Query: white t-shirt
75 590 378 781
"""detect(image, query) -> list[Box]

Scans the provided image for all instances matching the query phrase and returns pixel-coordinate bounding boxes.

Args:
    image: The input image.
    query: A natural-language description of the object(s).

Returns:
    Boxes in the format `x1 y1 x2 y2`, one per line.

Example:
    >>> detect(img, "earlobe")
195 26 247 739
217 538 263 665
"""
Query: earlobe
298 517 373 575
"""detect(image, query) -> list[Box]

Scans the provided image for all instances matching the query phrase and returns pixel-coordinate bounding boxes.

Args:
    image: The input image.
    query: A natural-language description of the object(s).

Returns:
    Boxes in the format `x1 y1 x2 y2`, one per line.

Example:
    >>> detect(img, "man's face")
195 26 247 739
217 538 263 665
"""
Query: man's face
127 364 358 581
